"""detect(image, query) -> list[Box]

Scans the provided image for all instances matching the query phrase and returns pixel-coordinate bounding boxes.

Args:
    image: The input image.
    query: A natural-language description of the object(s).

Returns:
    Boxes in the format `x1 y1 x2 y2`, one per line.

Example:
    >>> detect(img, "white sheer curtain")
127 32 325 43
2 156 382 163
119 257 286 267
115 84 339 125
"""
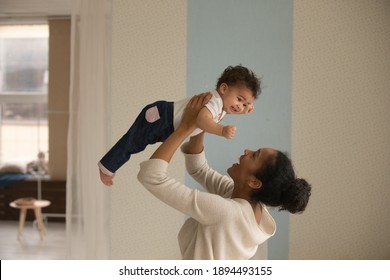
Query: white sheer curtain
66 0 112 259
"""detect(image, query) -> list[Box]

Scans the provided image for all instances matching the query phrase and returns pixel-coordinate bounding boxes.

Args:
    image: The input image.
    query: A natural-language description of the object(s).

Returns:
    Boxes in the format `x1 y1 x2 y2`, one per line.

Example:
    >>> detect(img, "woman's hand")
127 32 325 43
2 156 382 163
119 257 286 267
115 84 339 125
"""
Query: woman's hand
179 92 212 131
150 92 211 163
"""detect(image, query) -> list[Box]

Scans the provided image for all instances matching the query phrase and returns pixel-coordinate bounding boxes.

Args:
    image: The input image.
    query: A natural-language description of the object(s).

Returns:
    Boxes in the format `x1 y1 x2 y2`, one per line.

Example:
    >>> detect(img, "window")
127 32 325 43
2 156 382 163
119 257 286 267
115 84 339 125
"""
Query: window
0 24 49 167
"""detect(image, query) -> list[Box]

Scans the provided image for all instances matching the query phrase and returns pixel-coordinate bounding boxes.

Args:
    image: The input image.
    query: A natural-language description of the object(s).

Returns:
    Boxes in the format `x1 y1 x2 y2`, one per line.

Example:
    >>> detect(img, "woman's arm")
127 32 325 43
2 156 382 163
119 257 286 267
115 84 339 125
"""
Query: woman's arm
138 93 233 225
181 133 234 197
181 131 205 155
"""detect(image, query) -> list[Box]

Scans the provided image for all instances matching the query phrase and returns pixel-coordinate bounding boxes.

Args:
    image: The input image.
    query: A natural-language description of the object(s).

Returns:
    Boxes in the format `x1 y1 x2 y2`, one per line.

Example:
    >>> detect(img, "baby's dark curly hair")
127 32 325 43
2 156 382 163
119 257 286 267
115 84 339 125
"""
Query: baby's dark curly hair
216 65 261 99
251 151 311 214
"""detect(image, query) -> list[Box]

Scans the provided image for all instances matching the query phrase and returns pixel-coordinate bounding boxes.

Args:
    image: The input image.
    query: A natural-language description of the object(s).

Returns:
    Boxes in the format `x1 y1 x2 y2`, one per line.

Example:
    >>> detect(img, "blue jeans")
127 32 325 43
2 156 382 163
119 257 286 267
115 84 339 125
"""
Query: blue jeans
100 101 174 174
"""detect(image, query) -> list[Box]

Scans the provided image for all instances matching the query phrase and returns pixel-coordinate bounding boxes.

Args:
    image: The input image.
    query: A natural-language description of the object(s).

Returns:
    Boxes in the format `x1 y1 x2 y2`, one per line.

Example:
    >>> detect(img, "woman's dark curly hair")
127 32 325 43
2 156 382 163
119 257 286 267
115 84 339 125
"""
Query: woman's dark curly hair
251 151 311 214
216 65 261 99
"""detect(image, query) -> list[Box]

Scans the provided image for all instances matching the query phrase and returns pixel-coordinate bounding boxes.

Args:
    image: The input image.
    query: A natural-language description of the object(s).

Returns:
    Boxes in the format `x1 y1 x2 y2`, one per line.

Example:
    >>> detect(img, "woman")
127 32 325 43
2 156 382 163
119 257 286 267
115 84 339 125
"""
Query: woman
137 93 311 260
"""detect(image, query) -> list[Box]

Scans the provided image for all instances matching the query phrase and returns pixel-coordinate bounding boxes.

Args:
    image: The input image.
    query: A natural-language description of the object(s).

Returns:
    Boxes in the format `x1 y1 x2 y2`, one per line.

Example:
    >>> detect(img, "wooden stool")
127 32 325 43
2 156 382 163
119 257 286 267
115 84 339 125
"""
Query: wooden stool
9 199 51 240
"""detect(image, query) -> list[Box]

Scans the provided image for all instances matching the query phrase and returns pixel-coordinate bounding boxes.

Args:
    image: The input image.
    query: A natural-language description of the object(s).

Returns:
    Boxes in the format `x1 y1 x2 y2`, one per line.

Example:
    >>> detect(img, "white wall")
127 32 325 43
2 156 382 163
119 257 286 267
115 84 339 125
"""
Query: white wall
290 0 390 259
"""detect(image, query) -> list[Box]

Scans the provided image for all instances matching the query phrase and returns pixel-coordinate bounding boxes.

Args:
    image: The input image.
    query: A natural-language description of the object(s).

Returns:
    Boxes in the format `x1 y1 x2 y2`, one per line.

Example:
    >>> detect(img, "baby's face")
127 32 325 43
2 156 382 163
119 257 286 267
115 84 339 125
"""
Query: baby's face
220 84 255 114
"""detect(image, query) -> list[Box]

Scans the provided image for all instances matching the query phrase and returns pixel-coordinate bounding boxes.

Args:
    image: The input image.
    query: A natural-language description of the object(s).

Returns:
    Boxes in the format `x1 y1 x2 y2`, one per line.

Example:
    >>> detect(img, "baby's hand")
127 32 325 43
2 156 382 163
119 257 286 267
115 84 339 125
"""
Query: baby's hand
99 169 114 186
222 125 237 139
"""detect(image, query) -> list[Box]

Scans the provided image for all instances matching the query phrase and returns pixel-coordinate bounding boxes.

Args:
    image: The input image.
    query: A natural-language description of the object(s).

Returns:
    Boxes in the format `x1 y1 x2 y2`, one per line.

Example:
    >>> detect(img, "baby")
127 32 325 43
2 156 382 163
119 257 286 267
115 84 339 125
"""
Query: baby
99 65 261 186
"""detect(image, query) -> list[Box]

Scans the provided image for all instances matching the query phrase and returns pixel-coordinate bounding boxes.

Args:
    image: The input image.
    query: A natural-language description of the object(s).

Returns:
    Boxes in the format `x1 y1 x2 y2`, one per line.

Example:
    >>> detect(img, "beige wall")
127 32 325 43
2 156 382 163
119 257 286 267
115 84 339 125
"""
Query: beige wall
290 0 390 259
48 19 70 180
110 0 187 259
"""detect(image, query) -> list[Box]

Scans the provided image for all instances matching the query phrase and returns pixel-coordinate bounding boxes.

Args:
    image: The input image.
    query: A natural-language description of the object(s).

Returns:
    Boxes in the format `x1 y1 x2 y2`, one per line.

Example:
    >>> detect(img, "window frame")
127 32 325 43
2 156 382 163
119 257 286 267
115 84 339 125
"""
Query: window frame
0 21 49 166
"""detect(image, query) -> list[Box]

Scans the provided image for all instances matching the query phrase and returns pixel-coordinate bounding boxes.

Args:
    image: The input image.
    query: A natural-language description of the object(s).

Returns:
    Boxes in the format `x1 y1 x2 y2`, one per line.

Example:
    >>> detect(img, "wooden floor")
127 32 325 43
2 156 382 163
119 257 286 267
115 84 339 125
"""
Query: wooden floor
0 220 66 260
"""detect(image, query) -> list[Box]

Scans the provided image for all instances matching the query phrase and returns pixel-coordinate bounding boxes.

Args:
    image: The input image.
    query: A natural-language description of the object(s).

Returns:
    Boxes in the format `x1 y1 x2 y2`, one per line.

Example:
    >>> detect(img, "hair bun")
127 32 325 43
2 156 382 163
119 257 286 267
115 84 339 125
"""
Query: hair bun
281 178 312 214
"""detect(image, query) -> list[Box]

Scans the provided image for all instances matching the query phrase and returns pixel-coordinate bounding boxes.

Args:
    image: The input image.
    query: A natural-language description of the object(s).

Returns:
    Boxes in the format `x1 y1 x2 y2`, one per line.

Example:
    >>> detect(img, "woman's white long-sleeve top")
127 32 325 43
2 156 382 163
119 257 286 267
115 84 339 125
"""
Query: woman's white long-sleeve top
137 149 276 260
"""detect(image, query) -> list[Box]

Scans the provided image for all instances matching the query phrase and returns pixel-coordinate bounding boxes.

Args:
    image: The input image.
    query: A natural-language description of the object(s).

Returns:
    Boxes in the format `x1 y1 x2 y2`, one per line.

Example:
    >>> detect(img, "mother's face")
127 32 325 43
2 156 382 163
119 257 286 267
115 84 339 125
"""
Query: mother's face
227 148 278 184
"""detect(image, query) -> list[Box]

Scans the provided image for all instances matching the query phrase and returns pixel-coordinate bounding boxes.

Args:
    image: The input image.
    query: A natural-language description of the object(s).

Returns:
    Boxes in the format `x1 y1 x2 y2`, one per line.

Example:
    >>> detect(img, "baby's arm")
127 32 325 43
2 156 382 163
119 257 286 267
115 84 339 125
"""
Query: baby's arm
196 107 236 139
